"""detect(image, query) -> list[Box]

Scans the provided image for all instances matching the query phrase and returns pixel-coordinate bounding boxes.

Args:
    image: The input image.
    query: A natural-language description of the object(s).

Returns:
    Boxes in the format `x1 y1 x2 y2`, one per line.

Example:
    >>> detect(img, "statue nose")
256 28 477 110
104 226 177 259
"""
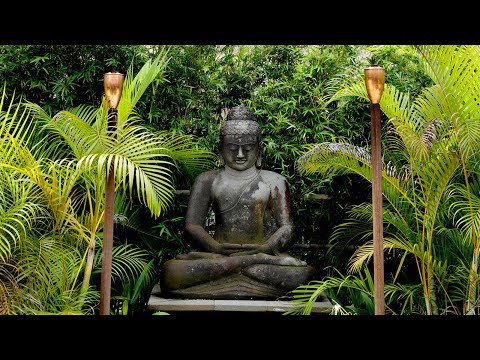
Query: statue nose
237 147 245 158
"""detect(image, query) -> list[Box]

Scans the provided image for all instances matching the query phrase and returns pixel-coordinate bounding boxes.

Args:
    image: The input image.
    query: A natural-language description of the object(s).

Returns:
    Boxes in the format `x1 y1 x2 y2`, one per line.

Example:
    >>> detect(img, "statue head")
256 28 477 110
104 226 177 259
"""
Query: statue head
219 105 262 170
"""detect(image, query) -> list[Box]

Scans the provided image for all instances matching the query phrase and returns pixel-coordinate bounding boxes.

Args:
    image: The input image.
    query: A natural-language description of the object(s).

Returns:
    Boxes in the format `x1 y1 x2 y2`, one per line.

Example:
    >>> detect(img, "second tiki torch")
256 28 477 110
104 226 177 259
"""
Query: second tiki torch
364 66 385 315
100 71 124 315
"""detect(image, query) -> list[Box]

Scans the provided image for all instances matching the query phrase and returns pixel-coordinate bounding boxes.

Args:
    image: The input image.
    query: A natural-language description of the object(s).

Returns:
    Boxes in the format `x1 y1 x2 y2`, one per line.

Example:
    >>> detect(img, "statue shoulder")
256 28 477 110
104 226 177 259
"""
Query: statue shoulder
260 169 286 179
259 169 288 185
193 169 221 186
189 170 221 198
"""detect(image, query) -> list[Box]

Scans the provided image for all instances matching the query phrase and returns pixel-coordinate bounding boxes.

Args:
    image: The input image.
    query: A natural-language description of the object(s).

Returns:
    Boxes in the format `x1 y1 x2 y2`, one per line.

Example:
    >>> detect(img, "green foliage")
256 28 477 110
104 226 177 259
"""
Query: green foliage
12 236 100 315
0 50 214 314
366 45 433 96
286 267 377 315
0 45 439 315
294 45 480 315
0 45 150 115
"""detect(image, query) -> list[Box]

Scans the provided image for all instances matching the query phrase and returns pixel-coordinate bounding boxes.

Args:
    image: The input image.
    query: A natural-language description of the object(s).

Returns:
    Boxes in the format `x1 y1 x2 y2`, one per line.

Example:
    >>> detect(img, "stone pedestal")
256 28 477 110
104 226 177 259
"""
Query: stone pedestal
147 284 333 314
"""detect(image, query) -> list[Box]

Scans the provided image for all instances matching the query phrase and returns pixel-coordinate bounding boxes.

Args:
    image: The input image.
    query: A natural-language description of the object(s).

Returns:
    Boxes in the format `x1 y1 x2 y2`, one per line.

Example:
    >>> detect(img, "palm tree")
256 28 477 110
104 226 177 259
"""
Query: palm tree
292 45 480 315
0 47 215 314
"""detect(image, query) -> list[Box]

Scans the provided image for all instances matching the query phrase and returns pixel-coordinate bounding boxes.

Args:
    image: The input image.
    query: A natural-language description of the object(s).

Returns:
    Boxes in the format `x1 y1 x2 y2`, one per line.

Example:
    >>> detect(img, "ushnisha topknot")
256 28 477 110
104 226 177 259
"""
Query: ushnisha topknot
226 104 256 121
220 105 261 138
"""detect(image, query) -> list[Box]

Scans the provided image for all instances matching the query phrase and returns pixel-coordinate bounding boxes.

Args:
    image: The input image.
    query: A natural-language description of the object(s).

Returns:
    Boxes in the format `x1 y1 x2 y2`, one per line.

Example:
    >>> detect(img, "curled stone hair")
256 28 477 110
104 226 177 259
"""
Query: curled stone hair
220 104 262 138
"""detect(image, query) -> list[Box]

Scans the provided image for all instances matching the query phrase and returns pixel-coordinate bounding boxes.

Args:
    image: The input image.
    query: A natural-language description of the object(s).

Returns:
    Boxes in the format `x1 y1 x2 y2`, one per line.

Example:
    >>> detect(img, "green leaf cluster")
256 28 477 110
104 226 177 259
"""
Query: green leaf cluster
294 45 480 315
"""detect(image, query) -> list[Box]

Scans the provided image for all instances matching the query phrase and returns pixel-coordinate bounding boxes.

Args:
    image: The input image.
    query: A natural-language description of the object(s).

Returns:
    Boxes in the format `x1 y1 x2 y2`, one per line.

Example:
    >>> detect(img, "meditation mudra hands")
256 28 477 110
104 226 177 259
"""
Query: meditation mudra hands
213 242 279 256
176 240 308 266
178 241 272 256
160 104 314 299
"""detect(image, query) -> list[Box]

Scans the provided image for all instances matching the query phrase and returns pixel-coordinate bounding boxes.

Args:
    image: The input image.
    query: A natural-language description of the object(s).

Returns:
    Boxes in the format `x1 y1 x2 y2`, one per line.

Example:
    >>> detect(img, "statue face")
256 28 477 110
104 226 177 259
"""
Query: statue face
221 134 259 171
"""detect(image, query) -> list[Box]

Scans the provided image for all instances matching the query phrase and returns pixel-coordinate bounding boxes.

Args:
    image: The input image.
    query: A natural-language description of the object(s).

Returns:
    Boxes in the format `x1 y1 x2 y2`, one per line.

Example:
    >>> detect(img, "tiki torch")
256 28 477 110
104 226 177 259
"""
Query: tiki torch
364 66 385 315
100 71 124 315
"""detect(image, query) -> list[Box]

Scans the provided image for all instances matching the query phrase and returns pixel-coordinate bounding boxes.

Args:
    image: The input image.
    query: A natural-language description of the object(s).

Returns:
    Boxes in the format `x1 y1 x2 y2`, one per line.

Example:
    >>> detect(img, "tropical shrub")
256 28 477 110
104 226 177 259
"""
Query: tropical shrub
0 45 151 115
291 45 480 315
0 49 214 314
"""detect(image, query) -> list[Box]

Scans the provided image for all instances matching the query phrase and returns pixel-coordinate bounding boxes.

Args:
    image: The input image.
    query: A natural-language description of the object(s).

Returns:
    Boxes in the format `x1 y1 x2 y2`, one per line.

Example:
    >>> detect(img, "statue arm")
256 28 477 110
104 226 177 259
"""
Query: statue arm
184 172 218 252
266 177 296 253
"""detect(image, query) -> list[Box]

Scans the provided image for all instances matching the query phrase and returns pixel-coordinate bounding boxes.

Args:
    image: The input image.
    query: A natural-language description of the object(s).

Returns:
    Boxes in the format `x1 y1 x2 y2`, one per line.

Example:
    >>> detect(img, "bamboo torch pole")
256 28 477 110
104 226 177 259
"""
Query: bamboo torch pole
364 66 385 315
99 71 124 315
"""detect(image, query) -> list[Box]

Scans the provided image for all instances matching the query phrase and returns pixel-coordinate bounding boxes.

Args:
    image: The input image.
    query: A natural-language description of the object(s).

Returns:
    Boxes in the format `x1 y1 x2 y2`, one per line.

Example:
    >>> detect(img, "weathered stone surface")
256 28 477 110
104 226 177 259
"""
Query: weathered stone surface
148 285 333 313
160 105 315 300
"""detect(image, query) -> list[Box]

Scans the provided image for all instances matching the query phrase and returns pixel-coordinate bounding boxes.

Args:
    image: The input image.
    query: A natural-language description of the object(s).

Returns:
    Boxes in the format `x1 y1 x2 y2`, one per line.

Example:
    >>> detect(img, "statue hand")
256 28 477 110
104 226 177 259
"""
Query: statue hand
212 242 244 255
229 243 278 256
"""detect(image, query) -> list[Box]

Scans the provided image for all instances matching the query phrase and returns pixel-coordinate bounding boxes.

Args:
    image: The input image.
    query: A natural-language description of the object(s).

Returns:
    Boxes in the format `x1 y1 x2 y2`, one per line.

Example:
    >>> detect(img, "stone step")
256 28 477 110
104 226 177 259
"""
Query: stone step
147 284 333 314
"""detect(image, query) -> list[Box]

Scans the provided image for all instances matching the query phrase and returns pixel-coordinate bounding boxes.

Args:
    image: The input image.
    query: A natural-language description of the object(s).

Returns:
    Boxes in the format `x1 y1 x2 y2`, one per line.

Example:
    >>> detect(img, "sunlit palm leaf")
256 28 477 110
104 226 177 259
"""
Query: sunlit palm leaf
295 45 480 314
77 126 176 218
0 261 19 314
14 235 98 314
92 242 155 286
116 47 170 131
417 45 480 120
155 130 216 174
448 174 480 246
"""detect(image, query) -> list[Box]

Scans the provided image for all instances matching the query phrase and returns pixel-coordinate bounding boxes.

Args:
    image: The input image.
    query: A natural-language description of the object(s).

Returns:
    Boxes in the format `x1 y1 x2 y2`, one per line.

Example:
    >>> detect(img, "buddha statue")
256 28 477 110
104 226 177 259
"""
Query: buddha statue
160 104 315 300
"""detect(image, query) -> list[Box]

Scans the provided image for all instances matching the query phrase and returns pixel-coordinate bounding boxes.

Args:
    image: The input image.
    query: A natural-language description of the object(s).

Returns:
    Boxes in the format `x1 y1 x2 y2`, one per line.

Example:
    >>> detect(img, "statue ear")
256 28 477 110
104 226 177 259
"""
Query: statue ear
219 154 225 167
256 142 263 168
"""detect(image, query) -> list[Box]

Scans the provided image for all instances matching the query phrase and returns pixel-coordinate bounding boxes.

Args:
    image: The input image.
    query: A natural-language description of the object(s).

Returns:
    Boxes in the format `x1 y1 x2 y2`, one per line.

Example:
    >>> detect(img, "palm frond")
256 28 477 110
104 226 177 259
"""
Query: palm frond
0 261 19 314
0 169 47 261
48 105 103 158
12 234 98 314
384 282 424 315
448 173 480 246
116 48 170 130
76 126 176 218
296 141 371 177
287 267 376 315
155 130 216 174
417 45 480 119
93 243 155 286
